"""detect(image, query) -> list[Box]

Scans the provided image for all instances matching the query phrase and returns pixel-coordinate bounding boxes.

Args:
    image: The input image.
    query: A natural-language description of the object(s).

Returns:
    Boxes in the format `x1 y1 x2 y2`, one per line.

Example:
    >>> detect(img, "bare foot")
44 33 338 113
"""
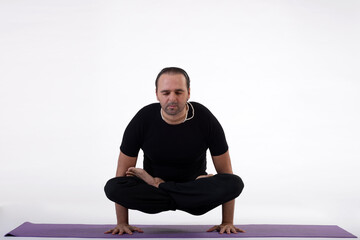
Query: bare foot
196 174 214 180
126 167 164 188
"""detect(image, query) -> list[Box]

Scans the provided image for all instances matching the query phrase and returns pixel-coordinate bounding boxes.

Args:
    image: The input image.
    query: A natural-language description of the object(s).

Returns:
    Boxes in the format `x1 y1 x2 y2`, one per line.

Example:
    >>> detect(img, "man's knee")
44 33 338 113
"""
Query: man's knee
215 173 244 199
104 177 118 202
105 176 176 214
104 176 138 202
230 174 245 197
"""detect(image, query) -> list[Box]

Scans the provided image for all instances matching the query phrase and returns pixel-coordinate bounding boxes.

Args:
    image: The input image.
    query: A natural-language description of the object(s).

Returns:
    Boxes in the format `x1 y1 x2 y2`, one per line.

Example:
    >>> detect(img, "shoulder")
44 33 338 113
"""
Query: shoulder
191 101 223 127
190 101 215 118
190 101 208 111
135 103 160 117
128 103 160 126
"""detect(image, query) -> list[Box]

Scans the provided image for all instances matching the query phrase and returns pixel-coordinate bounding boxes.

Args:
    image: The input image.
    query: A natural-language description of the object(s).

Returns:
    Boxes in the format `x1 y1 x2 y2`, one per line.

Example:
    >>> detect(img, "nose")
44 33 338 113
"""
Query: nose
168 92 177 102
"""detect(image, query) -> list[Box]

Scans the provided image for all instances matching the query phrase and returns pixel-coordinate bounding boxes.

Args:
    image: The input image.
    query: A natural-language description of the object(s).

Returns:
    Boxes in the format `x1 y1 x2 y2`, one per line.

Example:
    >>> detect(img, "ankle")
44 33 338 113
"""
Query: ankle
154 177 165 188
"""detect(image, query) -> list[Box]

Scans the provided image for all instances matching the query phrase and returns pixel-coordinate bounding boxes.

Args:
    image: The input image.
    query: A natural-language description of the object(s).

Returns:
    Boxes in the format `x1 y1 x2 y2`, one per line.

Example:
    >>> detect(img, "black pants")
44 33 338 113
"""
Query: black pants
104 173 244 216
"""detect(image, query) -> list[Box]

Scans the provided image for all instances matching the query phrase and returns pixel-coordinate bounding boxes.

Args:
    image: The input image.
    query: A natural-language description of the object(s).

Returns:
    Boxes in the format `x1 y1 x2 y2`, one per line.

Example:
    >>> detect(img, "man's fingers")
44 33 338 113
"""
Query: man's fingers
133 227 144 233
207 225 245 235
104 228 119 234
235 227 246 233
104 225 143 235
207 226 218 232
123 227 132 235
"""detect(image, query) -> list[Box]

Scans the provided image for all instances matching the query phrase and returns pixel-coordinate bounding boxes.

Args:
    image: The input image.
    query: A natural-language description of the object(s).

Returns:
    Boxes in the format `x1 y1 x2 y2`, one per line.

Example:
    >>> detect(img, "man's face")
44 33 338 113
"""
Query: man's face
156 73 190 116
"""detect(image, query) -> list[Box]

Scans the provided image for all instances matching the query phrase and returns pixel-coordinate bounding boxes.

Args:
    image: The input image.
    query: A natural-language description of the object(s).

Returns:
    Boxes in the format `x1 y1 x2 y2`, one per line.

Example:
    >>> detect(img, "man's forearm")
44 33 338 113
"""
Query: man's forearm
222 199 235 224
115 203 129 225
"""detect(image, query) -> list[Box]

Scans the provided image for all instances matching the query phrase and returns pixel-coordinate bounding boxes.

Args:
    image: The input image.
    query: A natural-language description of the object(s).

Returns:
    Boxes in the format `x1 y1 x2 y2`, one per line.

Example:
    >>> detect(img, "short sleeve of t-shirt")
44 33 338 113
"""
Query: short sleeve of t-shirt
119 109 144 157
196 103 228 156
207 113 228 156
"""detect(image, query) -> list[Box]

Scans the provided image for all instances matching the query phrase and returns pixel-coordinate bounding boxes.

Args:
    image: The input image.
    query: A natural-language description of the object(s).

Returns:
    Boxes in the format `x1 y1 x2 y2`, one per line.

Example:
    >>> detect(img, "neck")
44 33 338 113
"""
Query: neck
161 104 188 125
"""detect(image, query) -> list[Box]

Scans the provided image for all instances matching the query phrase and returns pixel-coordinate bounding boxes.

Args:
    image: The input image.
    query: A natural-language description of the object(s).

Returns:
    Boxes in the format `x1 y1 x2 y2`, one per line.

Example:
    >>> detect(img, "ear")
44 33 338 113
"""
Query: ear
187 87 191 100
156 88 160 101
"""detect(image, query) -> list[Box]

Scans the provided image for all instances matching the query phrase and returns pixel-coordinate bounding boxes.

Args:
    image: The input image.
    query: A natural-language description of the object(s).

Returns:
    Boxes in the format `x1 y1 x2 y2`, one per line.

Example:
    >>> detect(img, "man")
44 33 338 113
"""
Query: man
104 67 244 235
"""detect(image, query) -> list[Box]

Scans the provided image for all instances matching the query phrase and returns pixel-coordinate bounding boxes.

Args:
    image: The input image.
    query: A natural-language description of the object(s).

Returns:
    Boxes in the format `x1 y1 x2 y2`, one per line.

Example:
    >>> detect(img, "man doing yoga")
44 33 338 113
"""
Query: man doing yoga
104 67 245 235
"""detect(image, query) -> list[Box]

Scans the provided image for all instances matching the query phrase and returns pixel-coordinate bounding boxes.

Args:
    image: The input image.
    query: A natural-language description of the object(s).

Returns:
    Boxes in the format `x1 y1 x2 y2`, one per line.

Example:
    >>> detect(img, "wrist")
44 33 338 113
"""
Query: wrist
115 203 129 225
116 222 129 226
221 220 234 225
221 200 235 225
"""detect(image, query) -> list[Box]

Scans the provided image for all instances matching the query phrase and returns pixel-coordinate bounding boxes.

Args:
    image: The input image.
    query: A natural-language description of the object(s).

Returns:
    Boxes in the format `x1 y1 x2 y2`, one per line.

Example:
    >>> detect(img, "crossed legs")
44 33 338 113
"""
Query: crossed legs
105 168 244 215
126 167 213 188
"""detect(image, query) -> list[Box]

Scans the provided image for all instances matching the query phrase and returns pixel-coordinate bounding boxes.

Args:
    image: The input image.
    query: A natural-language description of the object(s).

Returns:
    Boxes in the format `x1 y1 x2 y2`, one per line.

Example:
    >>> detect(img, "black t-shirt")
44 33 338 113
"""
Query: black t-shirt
120 102 228 182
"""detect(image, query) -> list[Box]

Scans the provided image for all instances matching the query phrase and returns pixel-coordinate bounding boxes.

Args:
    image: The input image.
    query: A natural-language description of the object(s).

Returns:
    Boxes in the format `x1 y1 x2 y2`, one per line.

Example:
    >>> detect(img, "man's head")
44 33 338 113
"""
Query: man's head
155 67 190 118
155 67 190 93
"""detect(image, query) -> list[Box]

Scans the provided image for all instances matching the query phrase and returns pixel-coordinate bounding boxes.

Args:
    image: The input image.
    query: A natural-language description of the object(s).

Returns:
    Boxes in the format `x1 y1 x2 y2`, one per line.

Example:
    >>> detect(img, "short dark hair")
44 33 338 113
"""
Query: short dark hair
155 67 190 91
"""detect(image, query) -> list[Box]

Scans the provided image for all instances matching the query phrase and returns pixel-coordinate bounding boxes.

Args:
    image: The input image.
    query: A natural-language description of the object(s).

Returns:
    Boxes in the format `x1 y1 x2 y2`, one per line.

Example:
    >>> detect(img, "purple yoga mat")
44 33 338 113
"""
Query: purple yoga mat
5 222 357 238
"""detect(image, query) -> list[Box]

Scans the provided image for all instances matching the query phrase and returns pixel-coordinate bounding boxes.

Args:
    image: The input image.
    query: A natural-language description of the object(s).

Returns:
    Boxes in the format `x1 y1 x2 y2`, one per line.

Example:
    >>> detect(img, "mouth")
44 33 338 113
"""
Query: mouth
165 104 179 114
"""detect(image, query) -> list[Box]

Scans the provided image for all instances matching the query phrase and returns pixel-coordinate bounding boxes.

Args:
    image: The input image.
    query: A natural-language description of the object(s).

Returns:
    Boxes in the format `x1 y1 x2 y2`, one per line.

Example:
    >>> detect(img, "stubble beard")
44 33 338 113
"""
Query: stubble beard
163 102 186 116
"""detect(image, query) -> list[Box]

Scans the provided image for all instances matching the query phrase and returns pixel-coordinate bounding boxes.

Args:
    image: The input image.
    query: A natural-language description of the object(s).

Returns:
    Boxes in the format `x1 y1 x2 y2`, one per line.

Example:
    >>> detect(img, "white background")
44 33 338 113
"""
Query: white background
1 0 359 239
